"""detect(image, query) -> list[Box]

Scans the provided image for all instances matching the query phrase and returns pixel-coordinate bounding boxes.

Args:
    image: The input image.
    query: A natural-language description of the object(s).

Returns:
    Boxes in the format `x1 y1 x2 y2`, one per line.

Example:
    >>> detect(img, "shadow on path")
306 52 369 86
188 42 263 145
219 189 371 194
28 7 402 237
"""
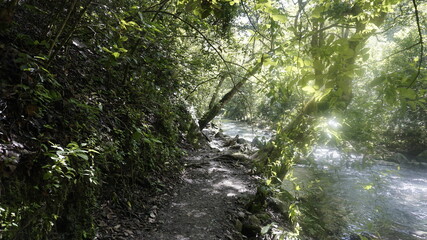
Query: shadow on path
142 145 256 240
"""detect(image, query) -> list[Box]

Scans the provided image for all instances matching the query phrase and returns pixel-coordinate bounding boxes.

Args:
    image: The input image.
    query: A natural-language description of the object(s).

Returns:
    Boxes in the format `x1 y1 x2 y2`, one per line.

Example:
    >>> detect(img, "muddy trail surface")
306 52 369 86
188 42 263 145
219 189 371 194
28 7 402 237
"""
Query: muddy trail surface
141 138 257 240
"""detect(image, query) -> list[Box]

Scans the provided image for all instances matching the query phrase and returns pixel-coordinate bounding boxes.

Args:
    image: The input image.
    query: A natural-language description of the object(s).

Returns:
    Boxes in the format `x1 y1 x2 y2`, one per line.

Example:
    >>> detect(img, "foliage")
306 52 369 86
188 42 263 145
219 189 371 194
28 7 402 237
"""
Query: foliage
0 0 236 238
0 0 426 238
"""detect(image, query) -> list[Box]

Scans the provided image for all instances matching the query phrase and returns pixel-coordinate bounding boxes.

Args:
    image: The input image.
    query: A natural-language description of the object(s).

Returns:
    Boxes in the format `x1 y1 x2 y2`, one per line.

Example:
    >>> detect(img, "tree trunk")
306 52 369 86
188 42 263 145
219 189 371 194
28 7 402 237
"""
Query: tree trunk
198 60 263 129
208 75 225 109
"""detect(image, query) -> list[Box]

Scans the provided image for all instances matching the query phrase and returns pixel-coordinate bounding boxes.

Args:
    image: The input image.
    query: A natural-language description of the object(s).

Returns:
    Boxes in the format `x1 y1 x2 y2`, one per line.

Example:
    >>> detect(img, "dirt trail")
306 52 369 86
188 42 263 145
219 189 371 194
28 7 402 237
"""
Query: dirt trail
142 141 257 239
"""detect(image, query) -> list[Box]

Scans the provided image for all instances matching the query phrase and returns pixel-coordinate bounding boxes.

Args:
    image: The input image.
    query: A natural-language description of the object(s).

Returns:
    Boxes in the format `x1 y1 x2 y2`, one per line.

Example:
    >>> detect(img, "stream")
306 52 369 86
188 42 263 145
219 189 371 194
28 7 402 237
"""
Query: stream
218 119 427 240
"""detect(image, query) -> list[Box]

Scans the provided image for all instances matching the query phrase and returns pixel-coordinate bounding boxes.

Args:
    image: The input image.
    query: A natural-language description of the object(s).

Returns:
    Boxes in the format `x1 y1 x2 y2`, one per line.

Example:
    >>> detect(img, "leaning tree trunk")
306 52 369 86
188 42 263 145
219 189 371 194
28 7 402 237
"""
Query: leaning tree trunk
208 75 225 109
198 60 263 129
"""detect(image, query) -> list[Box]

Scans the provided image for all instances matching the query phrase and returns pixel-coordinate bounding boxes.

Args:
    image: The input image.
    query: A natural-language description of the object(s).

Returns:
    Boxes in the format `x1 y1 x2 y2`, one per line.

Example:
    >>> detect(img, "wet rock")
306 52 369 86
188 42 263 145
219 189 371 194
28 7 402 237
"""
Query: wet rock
236 137 247 144
230 144 242 150
215 131 225 139
251 136 264 148
225 137 238 147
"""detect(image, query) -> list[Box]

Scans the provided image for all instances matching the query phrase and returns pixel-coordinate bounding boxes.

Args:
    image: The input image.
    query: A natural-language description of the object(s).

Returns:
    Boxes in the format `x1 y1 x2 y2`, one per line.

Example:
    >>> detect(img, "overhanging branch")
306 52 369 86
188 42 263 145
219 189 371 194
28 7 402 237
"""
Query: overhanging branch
409 0 424 87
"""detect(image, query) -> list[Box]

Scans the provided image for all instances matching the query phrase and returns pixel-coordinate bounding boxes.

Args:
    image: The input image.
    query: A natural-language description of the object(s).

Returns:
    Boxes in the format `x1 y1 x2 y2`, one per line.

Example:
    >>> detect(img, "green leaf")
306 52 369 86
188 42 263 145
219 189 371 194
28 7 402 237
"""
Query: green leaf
271 14 287 23
132 129 143 141
43 171 52 180
76 153 89 161
312 6 324 18
302 86 316 93
118 48 128 53
362 53 370 61
343 48 355 59
261 223 273 235
399 88 416 100
313 60 322 70
112 52 120 58
315 88 332 101
102 47 112 53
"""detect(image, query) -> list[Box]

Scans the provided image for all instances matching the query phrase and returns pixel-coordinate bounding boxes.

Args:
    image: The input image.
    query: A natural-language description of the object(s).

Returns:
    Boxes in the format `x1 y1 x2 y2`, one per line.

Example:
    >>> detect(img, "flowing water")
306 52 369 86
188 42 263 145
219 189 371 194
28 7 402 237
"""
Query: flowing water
219 119 427 240
214 118 273 142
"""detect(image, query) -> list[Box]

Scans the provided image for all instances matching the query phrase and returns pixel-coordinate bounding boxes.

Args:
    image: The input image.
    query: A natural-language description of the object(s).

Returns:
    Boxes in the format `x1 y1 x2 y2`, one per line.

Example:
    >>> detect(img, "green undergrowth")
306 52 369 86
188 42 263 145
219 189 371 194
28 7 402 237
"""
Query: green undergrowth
0 1 204 239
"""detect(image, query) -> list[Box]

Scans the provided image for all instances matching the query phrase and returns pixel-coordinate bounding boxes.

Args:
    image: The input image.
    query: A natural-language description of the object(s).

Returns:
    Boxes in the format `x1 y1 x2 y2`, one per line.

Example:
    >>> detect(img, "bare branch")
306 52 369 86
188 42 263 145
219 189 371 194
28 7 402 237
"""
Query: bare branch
381 42 421 62
409 0 424 87
241 1 270 48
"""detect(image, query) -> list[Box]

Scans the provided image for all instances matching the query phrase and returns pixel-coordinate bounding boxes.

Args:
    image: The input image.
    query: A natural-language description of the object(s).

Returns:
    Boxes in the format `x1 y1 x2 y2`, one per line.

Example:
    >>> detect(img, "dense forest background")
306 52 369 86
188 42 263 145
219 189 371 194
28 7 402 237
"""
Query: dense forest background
0 0 426 239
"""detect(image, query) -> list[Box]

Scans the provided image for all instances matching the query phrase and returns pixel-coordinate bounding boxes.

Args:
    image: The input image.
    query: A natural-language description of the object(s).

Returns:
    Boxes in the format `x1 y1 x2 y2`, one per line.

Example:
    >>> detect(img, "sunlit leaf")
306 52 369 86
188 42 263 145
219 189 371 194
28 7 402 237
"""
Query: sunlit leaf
261 223 272 235
271 14 287 23
302 86 316 94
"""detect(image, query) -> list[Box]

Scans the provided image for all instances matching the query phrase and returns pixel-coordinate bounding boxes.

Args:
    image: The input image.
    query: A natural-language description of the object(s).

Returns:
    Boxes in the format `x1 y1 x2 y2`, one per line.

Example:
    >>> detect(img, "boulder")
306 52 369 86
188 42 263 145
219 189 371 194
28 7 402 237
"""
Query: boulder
215 131 225 139
415 150 427 162
251 136 266 148
388 153 409 164
236 137 247 144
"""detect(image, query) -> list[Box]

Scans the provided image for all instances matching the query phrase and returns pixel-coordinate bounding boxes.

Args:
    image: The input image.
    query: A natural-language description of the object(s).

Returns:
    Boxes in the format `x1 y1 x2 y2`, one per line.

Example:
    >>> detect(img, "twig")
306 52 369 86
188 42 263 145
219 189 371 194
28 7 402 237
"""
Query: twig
184 74 221 100
241 1 270 47
47 0 78 59
409 0 424 87
380 42 421 62
46 0 93 67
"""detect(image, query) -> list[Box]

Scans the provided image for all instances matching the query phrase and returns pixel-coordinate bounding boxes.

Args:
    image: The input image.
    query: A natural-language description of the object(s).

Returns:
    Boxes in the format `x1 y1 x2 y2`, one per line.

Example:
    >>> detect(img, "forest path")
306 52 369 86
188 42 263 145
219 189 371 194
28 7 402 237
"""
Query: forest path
141 139 257 240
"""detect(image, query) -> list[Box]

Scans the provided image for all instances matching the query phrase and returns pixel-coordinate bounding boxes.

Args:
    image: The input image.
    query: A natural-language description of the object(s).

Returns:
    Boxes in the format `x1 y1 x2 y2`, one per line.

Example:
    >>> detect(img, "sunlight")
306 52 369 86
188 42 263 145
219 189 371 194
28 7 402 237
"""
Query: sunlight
327 118 341 129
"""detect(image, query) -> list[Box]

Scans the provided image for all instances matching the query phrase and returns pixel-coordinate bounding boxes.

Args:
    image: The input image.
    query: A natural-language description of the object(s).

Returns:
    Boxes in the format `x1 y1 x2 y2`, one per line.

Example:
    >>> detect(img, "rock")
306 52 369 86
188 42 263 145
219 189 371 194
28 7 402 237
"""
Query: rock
236 137 247 144
225 137 237 147
215 131 225 139
202 129 213 141
230 144 242 150
248 215 261 226
235 219 243 232
374 160 399 167
230 153 251 162
415 150 427 162
389 153 409 164
251 137 263 148
237 211 246 219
